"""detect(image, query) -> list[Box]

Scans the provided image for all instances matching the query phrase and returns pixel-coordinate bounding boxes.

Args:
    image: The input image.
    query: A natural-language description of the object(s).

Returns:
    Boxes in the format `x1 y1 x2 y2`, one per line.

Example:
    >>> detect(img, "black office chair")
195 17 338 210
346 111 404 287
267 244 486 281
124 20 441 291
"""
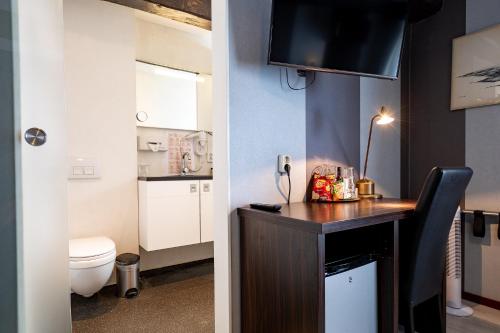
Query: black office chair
399 167 473 333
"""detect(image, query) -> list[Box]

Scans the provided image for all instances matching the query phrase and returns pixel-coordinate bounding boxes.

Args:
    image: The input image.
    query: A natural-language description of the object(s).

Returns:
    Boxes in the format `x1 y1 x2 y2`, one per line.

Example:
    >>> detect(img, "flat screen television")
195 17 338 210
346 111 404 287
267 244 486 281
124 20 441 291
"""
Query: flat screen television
268 0 408 80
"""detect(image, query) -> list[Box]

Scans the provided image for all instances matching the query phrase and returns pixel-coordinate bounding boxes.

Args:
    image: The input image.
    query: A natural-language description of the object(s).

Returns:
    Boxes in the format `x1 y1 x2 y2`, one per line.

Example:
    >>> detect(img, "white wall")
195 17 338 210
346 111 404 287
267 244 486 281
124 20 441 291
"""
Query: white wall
360 78 401 198
135 8 214 269
64 0 139 258
228 0 307 331
135 12 214 177
65 0 213 274
137 127 213 176
136 14 212 75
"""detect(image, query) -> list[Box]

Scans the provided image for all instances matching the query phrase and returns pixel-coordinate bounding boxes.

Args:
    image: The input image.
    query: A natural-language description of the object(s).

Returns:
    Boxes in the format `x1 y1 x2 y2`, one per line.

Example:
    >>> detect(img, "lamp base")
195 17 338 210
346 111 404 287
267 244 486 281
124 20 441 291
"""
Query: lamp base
356 178 383 199
356 178 375 195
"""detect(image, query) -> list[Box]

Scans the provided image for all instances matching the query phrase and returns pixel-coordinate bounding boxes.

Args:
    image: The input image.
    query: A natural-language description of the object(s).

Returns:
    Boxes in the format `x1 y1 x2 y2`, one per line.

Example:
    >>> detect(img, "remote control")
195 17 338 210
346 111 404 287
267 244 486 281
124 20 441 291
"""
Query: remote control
250 203 282 212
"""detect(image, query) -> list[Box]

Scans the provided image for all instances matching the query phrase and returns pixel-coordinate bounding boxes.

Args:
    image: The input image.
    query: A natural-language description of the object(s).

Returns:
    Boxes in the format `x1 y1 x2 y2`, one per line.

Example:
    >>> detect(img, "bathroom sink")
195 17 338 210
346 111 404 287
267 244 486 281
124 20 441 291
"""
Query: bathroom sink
138 175 213 181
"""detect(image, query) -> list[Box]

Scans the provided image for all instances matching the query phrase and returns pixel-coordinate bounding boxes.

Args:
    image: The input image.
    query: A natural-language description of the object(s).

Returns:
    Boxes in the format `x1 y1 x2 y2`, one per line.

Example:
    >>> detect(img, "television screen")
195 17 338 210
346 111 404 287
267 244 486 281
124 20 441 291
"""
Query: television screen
268 0 408 79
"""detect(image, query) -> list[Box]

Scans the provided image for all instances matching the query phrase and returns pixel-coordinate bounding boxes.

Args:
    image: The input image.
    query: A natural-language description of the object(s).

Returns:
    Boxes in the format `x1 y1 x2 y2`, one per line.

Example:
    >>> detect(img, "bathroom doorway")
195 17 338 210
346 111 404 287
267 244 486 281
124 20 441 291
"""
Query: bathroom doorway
12 0 231 331
64 0 216 331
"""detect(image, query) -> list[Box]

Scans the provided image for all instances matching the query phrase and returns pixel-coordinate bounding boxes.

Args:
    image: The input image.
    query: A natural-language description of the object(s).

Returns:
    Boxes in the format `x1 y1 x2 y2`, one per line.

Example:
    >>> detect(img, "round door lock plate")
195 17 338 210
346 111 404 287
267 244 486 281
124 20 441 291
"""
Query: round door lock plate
24 128 47 146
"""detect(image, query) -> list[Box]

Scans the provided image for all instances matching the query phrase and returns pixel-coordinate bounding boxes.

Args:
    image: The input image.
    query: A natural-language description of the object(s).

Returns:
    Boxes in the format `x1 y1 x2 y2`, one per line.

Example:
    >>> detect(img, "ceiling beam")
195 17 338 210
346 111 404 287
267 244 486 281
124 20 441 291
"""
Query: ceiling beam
104 0 211 30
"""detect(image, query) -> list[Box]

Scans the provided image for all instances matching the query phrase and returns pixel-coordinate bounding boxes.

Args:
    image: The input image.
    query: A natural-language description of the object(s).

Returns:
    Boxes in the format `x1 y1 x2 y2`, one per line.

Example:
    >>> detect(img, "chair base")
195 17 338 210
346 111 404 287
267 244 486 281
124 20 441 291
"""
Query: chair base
400 293 445 333
446 305 473 317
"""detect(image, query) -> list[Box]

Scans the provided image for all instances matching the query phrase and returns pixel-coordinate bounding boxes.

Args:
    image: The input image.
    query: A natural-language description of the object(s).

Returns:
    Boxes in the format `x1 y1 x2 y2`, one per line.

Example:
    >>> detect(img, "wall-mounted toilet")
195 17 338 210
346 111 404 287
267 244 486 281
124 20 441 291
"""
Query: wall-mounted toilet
69 236 116 297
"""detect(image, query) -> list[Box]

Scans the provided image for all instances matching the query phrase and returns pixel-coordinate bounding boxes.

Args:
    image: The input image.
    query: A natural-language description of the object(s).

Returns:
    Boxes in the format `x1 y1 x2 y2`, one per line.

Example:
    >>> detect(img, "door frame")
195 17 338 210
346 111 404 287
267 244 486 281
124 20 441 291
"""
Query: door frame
12 0 233 331
0 1 18 331
212 0 232 332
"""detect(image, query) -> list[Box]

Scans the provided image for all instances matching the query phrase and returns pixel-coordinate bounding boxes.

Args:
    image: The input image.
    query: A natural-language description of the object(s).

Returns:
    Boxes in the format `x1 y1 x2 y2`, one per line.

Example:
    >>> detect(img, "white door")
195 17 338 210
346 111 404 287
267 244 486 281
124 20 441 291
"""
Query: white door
200 180 214 242
13 1 71 332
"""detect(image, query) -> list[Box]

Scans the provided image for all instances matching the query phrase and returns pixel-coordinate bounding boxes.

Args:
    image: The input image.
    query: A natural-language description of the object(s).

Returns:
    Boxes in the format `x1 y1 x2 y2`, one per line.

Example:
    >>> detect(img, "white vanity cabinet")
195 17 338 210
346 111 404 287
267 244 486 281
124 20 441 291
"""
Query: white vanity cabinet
139 180 201 251
200 180 214 242
139 179 213 251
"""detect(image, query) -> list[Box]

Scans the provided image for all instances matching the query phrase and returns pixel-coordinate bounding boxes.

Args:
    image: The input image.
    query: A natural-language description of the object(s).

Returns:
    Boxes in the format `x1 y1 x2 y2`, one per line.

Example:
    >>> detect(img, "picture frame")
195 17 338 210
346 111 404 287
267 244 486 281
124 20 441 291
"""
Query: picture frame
451 23 500 110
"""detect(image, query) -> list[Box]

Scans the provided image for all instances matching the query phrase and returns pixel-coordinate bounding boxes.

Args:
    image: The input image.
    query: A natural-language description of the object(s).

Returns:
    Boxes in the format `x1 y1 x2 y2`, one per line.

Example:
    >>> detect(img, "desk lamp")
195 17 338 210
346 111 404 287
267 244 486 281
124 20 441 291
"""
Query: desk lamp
357 106 395 198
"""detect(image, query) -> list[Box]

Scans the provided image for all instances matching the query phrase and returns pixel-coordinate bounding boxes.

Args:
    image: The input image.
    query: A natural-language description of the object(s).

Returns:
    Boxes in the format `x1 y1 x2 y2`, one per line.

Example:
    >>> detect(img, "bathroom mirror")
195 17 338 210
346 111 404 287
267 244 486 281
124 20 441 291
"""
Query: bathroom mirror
136 61 198 130
196 74 213 132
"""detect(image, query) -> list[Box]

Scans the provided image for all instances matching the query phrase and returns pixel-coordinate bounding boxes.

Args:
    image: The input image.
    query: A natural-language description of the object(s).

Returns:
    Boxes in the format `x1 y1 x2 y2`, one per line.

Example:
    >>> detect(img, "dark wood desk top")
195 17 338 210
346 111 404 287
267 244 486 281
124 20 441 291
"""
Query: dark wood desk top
238 198 416 234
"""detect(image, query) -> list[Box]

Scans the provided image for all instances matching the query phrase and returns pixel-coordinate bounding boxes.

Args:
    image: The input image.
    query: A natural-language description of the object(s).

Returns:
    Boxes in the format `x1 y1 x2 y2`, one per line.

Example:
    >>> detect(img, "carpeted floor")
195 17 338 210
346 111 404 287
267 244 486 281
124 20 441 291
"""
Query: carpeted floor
72 260 500 333
71 261 214 333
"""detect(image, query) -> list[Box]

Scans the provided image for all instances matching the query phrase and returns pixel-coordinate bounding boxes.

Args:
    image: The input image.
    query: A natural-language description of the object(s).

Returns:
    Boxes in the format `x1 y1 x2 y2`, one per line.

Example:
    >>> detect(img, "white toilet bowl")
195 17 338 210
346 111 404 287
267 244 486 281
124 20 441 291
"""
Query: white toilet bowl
69 237 116 297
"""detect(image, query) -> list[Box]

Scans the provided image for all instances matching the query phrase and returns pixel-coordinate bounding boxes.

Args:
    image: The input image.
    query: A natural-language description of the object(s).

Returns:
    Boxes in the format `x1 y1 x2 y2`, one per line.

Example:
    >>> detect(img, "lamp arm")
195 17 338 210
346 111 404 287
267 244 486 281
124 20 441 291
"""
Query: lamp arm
362 114 379 179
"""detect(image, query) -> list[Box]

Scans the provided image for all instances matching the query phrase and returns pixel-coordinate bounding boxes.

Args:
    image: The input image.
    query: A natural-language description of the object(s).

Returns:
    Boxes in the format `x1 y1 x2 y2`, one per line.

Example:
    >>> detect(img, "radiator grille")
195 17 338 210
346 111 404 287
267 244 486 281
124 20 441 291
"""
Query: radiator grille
446 212 462 279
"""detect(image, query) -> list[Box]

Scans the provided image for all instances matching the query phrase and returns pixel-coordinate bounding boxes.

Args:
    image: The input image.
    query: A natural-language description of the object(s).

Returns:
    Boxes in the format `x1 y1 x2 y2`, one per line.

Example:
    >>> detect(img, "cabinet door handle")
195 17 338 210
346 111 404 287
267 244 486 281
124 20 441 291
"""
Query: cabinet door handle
203 183 210 192
190 184 198 193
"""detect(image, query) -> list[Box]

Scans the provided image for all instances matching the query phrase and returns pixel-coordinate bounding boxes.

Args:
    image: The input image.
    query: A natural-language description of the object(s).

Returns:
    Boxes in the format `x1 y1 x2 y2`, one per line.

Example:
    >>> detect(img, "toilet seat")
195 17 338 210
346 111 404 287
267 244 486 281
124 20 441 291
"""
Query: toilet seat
70 250 116 269
69 236 116 269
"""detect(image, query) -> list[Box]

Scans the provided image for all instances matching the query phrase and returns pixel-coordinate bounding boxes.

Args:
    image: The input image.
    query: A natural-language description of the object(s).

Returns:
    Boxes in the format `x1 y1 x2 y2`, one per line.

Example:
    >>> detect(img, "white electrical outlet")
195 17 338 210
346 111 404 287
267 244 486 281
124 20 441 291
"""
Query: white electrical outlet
278 154 292 174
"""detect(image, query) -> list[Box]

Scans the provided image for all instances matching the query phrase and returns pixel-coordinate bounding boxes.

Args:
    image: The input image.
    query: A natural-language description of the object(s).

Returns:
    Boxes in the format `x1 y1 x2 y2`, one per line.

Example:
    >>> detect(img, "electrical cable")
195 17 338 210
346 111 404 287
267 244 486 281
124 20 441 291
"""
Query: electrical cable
285 68 316 90
285 164 291 205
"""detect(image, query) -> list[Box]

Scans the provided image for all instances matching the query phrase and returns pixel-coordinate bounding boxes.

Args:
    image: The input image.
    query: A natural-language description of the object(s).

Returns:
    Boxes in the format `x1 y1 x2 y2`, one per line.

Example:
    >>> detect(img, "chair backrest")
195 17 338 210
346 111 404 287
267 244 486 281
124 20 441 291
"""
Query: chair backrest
407 167 473 305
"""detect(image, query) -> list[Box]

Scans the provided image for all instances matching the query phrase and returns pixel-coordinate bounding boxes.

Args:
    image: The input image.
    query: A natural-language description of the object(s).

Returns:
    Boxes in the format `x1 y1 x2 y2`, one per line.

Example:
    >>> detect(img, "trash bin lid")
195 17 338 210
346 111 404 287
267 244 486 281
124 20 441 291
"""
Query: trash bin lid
116 253 140 265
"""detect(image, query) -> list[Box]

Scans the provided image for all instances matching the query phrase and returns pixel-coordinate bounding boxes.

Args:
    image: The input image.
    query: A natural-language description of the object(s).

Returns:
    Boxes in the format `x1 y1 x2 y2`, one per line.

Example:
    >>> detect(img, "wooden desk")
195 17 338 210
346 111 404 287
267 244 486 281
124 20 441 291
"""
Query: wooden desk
237 199 416 333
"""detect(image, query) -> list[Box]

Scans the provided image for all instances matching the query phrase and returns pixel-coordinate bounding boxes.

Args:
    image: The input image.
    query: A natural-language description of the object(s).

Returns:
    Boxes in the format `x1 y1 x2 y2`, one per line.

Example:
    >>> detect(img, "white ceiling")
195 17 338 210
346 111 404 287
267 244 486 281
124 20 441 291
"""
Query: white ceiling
134 9 212 49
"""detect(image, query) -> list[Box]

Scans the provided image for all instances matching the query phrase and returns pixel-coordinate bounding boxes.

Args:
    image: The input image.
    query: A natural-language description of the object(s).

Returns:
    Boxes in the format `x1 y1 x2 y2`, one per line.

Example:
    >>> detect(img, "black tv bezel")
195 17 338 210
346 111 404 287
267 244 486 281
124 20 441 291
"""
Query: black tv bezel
267 0 407 80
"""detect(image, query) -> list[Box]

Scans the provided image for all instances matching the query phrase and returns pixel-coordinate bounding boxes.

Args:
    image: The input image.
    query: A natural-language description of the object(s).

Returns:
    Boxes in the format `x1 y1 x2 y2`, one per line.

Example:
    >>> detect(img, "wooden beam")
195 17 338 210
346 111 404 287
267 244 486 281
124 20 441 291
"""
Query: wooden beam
155 0 210 20
104 0 211 30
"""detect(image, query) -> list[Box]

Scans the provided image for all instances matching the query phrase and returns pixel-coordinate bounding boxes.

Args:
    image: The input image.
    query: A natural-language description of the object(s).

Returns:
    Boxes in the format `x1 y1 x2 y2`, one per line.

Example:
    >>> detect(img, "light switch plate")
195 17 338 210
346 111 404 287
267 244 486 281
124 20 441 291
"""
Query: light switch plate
68 157 100 180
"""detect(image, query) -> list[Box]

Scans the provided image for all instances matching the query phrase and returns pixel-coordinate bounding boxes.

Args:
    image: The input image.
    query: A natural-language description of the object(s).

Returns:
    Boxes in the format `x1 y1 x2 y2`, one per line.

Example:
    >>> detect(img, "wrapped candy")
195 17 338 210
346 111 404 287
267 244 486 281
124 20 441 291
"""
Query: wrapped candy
311 165 336 202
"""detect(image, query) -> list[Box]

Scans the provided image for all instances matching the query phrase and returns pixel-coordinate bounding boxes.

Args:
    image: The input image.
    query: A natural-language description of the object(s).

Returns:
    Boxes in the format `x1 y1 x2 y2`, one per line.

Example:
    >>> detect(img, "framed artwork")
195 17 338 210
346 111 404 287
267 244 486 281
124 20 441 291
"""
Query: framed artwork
451 23 500 110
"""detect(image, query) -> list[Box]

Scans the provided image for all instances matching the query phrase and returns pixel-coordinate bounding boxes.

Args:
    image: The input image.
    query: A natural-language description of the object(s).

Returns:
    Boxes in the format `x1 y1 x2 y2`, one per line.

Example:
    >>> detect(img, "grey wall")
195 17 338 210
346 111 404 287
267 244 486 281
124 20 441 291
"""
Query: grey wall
401 0 466 199
305 74 401 200
360 78 401 198
463 0 500 303
464 0 500 212
228 0 306 331
400 0 500 303
306 73 360 187
0 2 17 331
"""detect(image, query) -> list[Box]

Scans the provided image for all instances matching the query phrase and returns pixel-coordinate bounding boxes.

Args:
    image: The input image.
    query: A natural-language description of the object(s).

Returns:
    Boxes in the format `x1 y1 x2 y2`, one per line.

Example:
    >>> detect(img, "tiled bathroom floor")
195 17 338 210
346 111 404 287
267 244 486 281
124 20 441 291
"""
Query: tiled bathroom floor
71 261 214 333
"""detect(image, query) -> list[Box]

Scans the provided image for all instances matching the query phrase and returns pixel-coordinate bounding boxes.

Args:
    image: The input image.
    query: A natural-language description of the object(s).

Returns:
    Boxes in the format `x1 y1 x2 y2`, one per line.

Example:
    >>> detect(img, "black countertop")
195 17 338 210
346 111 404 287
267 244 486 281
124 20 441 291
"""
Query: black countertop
138 175 213 181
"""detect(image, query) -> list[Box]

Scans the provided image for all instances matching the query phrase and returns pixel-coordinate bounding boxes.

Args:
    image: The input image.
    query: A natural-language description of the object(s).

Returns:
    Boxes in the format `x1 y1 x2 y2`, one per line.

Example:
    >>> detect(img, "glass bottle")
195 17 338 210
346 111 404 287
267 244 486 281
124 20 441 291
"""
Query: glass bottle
342 167 356 199
333 166 344 200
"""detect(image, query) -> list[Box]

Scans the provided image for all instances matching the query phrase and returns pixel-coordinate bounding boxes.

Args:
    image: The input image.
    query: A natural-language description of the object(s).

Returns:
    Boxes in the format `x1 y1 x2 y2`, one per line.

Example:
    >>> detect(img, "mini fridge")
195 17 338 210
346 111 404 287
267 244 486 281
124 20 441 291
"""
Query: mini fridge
325 256 378 333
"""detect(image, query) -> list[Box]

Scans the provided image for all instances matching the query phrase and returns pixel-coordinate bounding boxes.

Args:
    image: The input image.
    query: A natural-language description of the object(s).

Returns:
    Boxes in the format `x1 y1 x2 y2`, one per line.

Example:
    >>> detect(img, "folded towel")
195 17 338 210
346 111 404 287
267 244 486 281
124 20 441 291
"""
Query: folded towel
473 210 485 238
